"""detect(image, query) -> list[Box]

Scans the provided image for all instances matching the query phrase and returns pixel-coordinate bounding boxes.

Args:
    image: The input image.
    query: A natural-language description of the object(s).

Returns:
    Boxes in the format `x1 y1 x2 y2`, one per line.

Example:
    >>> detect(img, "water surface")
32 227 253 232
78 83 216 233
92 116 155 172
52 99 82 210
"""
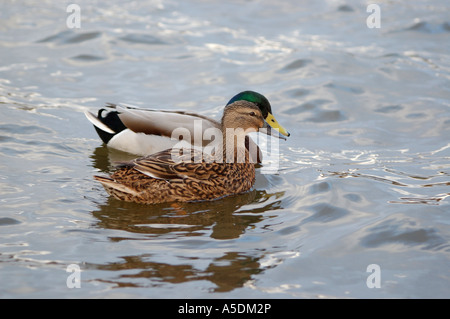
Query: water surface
1 0 449 298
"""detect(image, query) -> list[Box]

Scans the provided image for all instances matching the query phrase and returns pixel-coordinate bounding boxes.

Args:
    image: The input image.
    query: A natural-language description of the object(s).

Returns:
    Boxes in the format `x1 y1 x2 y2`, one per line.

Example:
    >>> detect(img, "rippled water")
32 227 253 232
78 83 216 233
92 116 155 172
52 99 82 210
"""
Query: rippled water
1 0 449 298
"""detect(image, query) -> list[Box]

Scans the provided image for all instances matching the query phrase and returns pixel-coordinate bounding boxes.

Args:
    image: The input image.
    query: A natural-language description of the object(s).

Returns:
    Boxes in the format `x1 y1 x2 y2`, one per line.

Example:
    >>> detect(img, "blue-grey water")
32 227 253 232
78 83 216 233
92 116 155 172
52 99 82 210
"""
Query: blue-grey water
1 0 449 298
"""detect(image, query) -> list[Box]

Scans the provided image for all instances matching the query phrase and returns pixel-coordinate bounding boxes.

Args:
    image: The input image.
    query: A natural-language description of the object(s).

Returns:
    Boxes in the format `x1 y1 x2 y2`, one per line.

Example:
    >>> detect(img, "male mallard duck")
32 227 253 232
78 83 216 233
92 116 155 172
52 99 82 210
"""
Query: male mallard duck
84 91 290 161
93 98 287 204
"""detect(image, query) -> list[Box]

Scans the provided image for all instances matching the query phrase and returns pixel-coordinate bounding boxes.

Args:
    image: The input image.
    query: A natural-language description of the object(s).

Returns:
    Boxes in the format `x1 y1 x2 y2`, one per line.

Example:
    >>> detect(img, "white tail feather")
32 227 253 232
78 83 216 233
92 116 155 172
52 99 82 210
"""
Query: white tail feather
84 111 115 134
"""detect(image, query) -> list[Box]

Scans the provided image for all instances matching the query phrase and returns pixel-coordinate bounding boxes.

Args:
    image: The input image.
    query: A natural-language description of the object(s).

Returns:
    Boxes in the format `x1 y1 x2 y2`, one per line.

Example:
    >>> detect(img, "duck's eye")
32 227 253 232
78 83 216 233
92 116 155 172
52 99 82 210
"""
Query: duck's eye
249 111 256 116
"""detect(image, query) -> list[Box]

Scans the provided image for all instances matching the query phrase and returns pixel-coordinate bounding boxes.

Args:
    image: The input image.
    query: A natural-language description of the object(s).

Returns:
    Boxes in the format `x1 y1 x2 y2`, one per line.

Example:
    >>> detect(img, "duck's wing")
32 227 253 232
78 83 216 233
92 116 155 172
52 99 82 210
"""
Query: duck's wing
84 103 220 143
119 149 223 182
114 104 220 142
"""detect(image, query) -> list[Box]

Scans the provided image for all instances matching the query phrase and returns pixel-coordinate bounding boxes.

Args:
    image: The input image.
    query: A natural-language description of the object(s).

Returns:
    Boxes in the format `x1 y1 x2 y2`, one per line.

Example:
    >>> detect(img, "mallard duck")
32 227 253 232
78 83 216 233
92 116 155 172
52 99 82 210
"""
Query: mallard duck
84 91 290 162
93 97 288 204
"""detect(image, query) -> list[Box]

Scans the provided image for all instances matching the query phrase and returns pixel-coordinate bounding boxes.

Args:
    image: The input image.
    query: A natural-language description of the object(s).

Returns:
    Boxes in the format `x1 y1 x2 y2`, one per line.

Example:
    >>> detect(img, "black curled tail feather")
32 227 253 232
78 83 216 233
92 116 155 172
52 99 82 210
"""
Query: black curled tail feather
95 108 127 144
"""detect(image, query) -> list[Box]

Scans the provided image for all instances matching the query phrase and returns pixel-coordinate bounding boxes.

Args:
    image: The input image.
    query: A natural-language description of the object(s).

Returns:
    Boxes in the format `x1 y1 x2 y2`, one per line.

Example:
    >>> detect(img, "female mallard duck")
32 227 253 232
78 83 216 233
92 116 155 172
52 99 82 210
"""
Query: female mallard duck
93 99 287 204
84 91 290 161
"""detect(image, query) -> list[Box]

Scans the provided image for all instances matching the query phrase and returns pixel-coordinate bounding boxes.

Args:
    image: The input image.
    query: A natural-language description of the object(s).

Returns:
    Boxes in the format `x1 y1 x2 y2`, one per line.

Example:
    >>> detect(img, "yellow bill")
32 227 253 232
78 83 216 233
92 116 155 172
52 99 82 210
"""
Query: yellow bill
265 113 290 137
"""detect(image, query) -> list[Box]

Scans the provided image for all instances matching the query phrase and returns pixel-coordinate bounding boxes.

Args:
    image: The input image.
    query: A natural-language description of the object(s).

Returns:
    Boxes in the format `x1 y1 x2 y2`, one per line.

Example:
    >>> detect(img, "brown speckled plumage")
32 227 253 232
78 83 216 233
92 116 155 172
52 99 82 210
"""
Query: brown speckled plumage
94 101 273 204
95 152 255 204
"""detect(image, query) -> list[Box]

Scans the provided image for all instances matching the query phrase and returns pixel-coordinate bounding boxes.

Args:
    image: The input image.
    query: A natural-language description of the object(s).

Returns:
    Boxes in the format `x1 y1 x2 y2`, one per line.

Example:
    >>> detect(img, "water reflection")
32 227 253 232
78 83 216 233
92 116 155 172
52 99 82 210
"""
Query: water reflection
90 145 126 173
86 251 263 292
88 146 285 291
91 188 283 240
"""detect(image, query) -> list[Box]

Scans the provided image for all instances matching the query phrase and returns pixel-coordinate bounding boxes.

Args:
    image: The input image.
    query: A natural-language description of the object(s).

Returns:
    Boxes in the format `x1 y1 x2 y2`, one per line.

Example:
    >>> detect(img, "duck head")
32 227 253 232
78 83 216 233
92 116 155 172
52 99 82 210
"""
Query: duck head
226 91 290 138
